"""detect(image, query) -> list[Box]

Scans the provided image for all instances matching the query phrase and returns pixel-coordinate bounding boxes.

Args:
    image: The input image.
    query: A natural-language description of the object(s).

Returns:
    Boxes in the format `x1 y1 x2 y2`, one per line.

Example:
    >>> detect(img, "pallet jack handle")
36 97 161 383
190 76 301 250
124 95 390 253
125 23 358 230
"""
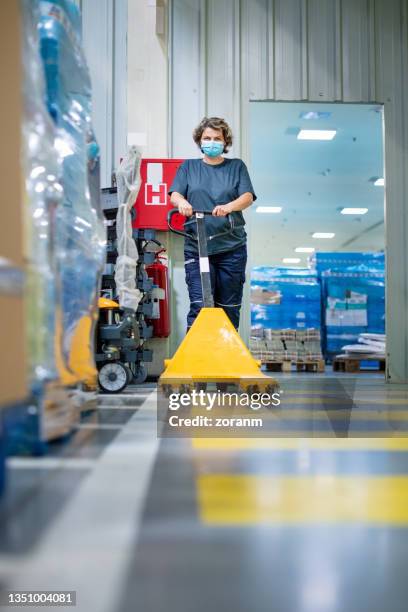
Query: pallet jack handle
168 208 236 308
167 207 235 239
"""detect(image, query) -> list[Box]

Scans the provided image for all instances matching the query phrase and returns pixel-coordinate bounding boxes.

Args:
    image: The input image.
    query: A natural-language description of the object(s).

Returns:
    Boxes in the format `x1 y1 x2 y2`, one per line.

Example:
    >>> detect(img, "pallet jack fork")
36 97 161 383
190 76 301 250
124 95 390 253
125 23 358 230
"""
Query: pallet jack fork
158 209 278 394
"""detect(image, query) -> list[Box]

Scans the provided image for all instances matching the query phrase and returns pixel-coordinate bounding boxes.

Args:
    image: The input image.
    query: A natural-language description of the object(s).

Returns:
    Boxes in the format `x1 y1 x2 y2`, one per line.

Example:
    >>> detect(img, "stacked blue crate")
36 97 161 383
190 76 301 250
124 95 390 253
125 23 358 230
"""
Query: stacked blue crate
251 267 322 331
312 252 385 275
314 254 385 359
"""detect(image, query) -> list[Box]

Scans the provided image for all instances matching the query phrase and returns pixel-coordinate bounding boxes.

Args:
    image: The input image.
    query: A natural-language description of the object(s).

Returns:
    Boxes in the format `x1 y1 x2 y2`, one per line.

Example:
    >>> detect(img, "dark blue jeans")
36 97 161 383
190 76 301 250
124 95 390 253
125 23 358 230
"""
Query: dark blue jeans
184 244 247 330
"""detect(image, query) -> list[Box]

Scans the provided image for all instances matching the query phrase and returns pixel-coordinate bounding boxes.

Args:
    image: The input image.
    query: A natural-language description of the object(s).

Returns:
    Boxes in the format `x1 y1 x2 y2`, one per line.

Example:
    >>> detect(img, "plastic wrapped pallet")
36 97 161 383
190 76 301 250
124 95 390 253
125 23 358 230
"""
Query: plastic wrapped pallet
115 146 143 312
322 266 385 358
8 0 83 450
251 267 321 332
37 0 106 388
311 252 385 275
21 0 63 388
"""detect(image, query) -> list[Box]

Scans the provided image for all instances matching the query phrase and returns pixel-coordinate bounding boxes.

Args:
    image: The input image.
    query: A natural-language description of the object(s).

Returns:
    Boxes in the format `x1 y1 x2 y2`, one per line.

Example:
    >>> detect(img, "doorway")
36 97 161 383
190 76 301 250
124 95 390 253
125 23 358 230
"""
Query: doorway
248 101 385 375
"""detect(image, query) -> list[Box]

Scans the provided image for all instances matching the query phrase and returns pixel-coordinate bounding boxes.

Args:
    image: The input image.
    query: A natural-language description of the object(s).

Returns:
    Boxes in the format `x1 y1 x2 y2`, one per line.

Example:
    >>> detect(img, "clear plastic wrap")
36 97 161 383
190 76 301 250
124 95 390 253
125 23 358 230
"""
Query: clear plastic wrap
115 146 143 312
250 267 322 331
37 0 106 387
322 264 385 357
21 0 63 386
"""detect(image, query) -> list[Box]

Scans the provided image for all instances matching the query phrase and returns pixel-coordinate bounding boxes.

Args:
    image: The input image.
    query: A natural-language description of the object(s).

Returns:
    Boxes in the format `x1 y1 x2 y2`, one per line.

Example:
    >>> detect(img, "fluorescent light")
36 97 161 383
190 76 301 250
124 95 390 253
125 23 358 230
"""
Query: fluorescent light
299 111 332 120
256 206 282 213
312 232 335 239
341 207 368 215
283 258 301 264
295 247 315 253
297 129 337 141
374 178 384 186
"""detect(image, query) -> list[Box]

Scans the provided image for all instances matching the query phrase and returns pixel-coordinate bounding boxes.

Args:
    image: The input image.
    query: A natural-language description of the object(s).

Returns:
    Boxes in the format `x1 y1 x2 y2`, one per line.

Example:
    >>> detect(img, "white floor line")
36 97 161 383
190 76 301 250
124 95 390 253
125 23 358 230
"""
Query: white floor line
97 405 139 411
99 393 151 399
7 457 97 470
2 390 160 612
76 423 125 430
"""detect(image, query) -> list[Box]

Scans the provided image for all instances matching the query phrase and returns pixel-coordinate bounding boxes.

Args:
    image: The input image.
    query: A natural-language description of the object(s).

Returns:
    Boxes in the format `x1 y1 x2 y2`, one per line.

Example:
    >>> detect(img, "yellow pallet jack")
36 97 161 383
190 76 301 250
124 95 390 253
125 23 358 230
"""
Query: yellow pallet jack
158 209 278 395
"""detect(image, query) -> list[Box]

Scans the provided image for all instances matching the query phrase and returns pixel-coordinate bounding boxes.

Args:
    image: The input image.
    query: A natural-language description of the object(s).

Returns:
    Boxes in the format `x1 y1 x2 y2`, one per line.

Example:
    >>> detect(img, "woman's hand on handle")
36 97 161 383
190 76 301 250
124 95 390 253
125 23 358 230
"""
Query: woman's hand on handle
213 193 254 216
178 201 193 217
170 192 193 217
212 203 233 217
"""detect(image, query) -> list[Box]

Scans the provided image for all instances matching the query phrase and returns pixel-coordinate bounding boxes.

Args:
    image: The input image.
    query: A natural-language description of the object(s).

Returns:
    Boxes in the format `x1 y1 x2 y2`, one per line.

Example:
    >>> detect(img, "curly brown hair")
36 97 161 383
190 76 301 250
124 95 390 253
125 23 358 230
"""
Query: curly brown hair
192 117 233 153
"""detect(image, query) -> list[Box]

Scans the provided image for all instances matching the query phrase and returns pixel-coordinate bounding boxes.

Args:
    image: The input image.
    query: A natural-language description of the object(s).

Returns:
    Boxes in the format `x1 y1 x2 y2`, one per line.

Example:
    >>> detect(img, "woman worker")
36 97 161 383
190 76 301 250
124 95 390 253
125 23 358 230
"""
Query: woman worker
169 116 257 331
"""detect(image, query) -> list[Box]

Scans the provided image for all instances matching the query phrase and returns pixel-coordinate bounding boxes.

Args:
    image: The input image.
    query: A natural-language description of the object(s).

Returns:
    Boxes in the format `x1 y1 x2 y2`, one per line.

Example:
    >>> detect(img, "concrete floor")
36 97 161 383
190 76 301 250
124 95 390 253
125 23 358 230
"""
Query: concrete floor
1 374 408 612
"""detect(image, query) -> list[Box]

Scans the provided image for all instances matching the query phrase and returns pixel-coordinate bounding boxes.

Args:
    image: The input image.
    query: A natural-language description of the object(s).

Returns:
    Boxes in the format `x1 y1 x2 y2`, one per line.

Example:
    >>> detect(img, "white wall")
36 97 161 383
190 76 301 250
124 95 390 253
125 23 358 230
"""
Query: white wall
82 0 128 187
127 0 190 372
127 0 168 155
170 0 408 383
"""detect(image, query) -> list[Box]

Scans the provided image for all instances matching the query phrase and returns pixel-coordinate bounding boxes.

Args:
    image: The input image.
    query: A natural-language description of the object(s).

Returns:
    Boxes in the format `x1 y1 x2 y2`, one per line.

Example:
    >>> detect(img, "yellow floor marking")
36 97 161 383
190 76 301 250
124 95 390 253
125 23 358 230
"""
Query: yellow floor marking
278 389 408 396
279 397 408 405
197 475 408 525
261 409 408 420
192 437 408 451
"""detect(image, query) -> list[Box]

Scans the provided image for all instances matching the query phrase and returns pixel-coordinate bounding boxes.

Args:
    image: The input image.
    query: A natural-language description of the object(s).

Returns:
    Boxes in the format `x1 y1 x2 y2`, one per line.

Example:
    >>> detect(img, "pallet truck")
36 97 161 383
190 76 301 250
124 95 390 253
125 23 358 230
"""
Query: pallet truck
158 209 278 395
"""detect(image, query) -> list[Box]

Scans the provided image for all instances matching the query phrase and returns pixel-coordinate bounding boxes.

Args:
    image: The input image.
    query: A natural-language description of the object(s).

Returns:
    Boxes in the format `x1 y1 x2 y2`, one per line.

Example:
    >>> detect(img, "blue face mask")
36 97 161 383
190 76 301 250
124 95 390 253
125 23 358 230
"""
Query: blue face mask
201 140 224 158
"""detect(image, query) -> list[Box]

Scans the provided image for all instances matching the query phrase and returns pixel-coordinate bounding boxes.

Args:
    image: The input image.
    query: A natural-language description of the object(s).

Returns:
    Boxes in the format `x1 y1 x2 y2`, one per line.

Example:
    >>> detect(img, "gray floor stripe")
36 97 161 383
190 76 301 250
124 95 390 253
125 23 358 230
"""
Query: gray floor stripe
1 390 159 612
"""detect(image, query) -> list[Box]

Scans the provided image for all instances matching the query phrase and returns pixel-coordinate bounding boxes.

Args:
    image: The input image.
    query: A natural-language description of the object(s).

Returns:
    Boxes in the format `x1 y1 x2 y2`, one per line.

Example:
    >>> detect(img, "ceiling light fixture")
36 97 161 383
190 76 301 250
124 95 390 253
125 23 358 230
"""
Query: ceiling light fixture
341 208 368 215
297 129 337 141
312 232 335 239
374 178 384 186
295 247 315 253
299 111 332 120
282 258 301 264
256 206 282 213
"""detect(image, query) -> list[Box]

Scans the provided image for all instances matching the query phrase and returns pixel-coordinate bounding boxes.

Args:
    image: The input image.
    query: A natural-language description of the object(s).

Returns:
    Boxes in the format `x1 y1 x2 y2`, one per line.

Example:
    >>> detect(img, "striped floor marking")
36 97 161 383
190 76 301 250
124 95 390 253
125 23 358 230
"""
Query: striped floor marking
197 474 408 525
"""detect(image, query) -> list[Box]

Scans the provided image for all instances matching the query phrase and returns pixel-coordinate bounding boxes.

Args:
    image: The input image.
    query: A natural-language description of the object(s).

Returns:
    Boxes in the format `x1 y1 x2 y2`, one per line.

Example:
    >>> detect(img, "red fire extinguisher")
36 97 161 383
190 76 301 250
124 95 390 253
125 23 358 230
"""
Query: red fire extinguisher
145 250 170 337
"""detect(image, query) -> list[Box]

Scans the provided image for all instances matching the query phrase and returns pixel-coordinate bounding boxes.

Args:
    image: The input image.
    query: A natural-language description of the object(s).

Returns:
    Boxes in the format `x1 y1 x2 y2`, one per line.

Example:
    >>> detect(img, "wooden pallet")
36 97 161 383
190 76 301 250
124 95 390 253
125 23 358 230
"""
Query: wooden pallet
264 359 325 373
332 355 386 373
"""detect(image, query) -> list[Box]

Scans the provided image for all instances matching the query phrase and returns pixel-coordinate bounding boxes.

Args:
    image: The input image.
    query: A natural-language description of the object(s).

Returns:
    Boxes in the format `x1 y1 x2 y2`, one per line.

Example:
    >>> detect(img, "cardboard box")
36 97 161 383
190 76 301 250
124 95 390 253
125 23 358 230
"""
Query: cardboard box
0 293 27 406
0 2 27 406
0 0 24 267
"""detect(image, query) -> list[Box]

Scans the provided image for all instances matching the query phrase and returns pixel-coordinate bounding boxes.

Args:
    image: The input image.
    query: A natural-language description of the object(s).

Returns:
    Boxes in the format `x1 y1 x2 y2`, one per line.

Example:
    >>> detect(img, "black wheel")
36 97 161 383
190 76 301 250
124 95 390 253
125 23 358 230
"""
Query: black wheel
194 383 207 392
160 384 173 398
179 384 191 394
133 363 147 385
216 383 229 392
124 365 134 385
98 362 129 394
246 385 260 395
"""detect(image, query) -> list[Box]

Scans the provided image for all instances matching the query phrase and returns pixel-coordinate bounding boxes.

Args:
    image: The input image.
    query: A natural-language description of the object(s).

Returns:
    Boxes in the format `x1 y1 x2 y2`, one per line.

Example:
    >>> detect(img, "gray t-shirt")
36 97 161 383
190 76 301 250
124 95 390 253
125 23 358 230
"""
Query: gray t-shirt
168 157 257 255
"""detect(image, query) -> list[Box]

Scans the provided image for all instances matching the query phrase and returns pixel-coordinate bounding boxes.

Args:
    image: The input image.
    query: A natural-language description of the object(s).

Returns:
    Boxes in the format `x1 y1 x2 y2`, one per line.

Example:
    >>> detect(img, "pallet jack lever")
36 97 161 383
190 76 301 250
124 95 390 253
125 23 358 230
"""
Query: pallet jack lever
167 207 235 239
168 208 222 308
